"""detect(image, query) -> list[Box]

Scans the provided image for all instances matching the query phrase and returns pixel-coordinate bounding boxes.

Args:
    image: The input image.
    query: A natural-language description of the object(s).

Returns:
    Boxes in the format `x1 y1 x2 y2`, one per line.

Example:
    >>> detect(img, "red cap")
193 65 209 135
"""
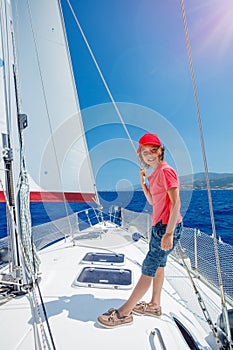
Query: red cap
137 133 161 152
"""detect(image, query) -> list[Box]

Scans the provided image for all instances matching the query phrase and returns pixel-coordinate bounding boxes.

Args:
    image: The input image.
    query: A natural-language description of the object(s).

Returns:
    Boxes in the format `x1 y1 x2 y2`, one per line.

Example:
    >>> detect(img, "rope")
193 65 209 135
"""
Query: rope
35 280 57 350
10 1 41 277
0 177 55 349
180 1 232 348
19 166 41 274
29 288 48 350
65 0 138 156
177 244 222 349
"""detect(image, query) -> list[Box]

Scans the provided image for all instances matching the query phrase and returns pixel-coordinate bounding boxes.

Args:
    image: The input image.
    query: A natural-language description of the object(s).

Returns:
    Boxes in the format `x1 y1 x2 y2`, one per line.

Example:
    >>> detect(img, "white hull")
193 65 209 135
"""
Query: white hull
1 214 229 350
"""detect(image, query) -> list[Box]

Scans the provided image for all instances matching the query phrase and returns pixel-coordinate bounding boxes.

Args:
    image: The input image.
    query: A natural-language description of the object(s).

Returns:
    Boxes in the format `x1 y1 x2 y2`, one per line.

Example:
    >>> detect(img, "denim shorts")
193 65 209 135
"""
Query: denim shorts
141 221 183 277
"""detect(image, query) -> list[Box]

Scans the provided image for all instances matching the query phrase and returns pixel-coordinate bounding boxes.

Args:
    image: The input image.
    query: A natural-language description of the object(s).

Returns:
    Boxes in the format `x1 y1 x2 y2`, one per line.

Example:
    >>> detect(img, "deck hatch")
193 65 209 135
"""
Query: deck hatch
74 267 132 289
81 252 125 265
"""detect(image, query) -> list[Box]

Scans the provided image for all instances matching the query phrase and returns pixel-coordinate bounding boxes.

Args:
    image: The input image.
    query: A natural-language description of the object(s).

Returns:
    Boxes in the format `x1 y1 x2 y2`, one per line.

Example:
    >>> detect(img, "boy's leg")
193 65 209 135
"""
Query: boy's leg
150 266 164 306
117 274 152 316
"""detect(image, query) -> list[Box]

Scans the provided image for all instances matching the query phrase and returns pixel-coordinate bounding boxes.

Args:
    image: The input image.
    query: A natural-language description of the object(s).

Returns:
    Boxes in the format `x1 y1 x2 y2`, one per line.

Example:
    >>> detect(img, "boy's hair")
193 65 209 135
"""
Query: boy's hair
138 146 165 168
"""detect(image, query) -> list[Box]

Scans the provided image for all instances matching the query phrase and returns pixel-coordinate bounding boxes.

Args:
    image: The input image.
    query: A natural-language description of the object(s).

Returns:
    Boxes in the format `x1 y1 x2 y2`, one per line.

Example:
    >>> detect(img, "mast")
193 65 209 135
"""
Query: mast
0 0 27 285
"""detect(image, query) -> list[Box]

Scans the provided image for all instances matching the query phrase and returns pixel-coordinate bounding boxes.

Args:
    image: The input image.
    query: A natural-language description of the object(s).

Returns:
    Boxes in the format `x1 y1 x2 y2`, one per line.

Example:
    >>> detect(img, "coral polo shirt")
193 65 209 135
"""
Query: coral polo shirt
148 161 182 226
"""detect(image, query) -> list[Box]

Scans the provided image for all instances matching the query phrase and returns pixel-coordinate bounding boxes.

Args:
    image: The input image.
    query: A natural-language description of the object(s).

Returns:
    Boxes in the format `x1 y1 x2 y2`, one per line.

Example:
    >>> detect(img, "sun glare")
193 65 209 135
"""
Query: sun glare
190 0 233 57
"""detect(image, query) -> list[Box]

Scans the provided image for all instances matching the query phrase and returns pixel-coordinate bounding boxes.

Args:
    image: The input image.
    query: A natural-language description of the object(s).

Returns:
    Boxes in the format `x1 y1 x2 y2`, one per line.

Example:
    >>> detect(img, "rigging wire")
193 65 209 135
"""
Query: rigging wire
177 244 222 347
180 0 232 348
65 0 138 156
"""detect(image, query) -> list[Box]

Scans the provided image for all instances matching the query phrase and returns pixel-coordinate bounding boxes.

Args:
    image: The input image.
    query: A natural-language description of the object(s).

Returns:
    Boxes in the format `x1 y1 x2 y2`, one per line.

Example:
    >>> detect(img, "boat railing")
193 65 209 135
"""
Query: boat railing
0 207 109 256
32 212 79 250
31 207 105 250
171 225 233 305
120 207 152 238
1 206 232 307
119 208 233 306
31 206 121 250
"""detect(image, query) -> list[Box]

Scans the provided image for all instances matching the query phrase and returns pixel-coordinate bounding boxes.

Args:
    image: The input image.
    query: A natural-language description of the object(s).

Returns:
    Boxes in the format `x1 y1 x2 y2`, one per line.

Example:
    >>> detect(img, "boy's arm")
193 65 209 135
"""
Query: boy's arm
161 187 181 251
140 168 153 205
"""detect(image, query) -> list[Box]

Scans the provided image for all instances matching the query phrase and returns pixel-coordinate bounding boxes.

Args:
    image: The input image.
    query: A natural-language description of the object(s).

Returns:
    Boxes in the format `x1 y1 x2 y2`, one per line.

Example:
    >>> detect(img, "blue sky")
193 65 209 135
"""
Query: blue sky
61 0 233 190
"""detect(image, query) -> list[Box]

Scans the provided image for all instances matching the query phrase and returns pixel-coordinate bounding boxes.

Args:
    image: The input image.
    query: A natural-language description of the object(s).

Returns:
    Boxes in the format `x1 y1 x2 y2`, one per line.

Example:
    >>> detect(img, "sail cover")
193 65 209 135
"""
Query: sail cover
10 0 96 202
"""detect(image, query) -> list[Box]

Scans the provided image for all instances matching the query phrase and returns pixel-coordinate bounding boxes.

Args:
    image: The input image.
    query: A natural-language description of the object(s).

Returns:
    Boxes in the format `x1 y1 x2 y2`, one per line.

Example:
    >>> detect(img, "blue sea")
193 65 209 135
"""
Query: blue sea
0 190 233 246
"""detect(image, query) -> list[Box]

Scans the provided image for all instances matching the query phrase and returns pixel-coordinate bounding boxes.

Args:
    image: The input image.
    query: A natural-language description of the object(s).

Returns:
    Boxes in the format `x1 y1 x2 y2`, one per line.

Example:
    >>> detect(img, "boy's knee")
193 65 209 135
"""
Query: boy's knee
156 267 164 275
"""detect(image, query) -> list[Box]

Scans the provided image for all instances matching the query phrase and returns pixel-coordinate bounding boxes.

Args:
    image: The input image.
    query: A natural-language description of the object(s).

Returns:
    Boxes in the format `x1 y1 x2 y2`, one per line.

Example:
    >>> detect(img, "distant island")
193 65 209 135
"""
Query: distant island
131 172 233 191
179 172 233 190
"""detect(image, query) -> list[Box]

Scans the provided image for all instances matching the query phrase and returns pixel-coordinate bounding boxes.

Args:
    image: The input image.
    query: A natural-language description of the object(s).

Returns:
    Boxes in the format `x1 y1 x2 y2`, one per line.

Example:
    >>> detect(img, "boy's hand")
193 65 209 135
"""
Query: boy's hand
161 232 173 251
140 168 146 183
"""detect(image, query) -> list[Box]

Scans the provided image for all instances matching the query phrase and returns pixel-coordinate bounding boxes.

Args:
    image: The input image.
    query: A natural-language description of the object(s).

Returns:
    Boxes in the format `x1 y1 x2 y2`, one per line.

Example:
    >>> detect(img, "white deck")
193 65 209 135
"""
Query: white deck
0 225 221 350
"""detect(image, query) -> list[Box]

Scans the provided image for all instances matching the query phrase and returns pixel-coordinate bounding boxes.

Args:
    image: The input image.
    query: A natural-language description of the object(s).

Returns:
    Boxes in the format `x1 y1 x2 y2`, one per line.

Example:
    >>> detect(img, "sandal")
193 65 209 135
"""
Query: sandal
97 308 133 328
133 301 162 317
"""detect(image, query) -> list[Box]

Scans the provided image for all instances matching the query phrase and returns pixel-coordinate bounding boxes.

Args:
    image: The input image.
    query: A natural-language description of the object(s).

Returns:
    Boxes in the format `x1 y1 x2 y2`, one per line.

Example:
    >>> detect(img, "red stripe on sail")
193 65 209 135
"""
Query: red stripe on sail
0 191 5 202
0 191 95 203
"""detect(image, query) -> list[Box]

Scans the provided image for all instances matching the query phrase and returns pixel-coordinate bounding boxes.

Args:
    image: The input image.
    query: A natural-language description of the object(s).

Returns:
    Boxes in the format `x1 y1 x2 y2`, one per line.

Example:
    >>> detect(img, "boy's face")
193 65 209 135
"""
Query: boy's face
141 144 160 167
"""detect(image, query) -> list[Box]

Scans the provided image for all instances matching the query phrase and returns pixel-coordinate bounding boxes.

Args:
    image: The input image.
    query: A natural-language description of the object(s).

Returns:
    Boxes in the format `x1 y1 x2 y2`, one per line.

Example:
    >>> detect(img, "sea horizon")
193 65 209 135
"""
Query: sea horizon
0 189 232 246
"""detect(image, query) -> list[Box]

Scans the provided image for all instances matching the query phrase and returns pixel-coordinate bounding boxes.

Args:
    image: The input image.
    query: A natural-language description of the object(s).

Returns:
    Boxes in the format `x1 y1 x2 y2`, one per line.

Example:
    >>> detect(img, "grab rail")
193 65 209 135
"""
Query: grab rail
149 328 167 350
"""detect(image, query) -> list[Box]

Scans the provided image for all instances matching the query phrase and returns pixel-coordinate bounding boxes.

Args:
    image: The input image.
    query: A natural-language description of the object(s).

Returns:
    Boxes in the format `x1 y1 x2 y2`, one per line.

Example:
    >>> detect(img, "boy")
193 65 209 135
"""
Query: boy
97 133 183 328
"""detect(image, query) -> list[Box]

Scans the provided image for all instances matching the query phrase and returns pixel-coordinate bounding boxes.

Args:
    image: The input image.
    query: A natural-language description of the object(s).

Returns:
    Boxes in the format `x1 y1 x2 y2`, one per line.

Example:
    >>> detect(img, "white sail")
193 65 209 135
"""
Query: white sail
10 0 96 202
